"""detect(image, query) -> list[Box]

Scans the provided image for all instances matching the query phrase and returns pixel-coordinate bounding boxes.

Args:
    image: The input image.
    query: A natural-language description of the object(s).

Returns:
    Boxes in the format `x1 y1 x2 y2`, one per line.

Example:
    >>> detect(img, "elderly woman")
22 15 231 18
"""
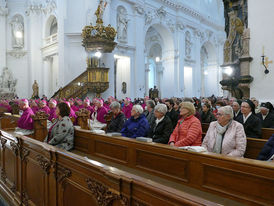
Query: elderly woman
235 99 262 138
44 102 74 151
148 104 173 144
121 105 150 138
168 102 202 147
202 106 246 157
106 101 126 133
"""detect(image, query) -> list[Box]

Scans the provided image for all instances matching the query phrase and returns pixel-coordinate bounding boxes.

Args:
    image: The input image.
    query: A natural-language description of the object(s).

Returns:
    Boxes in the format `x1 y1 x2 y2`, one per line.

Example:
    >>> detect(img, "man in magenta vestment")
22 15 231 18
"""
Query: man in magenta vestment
39 100 50 114
18 99 34 130
93 98 108 123
48 99 57 121
122 97 133 119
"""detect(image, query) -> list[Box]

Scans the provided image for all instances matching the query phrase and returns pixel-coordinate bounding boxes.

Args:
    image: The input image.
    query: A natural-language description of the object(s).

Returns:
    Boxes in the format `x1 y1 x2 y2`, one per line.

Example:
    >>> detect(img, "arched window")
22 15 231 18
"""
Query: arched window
50 17 57 35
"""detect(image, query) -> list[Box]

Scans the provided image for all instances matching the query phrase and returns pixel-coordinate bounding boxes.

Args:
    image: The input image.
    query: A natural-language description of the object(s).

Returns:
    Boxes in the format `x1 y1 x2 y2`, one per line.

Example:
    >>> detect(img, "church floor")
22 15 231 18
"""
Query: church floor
72 150 245 206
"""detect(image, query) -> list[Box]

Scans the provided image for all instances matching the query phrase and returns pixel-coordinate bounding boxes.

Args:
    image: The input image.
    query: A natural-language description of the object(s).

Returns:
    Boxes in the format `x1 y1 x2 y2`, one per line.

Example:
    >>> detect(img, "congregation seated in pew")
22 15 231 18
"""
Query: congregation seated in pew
147 103 173 144
89 98 108 130
44 102 74 151
202 106 247 157
18 99 34 130
121 105 150 138
200 102 216 124
256 102 274 128
48 99 57 122
106 101 125 133
169 102 202 147
235 99 262 138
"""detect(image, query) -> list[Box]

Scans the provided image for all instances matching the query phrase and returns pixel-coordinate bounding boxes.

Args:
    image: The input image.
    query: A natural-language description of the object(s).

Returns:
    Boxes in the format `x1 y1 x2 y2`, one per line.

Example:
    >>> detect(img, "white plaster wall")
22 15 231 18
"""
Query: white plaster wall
249 0 274 102
1 0 225 99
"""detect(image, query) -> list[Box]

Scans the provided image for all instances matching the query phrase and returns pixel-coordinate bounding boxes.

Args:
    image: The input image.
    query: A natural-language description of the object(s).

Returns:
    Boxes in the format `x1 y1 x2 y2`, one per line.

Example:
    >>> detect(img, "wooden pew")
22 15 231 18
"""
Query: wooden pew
73 129 274 205
245 138 267 159
0 113 19 129
0 112 48 141
0 130 219 206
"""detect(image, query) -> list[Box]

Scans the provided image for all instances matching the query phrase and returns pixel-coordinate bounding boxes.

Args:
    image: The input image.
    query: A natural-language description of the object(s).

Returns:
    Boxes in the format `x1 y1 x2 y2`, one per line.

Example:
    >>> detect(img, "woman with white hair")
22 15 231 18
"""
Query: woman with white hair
148 104 173 144
121 104 150 138
169 102 202 147
106 101 126 133
202 106 247 157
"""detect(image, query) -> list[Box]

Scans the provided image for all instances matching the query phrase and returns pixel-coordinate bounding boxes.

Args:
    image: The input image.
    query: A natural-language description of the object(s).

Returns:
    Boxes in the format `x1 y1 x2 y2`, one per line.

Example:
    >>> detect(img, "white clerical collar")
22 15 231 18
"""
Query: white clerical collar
235 110 240 117
262 111 269 120
155 116 165 125
243 112 252 123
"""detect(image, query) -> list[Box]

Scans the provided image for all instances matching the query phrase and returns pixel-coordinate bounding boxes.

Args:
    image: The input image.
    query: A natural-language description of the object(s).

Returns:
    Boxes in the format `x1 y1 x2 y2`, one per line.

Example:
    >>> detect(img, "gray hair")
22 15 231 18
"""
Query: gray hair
132 105 143 114
154 104 167 115
110 101 120 109
146 100 155 109
219 106 234 119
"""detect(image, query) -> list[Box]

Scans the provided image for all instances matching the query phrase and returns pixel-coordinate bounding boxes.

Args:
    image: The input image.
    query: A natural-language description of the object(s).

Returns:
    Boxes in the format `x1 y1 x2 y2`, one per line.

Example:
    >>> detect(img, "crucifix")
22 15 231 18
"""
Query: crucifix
261 55 273 74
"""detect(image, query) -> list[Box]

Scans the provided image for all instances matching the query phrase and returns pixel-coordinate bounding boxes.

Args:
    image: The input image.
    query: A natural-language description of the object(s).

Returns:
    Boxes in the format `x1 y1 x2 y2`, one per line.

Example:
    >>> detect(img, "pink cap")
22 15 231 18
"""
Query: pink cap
41 100 47 105
125 97 131 102
50 99 57 105
20 99 29 104
84 99 90 104
94 98 103 105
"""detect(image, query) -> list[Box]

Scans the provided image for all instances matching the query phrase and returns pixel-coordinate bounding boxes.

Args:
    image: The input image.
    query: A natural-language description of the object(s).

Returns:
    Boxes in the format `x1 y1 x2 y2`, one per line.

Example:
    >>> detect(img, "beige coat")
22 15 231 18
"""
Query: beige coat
202 120 247 157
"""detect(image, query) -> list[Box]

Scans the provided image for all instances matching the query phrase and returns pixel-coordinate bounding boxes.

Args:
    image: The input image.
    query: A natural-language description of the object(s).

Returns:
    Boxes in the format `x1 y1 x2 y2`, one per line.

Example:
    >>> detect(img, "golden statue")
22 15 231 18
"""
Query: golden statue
95 0 107 25
32 80 39 98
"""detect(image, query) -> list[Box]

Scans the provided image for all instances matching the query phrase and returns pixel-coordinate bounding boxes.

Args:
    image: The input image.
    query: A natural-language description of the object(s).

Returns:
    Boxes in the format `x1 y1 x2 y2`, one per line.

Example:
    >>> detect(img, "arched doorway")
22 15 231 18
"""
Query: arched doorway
200 41 220 97
145 24 175 98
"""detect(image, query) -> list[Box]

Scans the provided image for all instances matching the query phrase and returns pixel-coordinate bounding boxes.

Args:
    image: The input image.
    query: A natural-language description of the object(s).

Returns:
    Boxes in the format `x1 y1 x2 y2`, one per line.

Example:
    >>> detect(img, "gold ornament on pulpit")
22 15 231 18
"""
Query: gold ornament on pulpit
81 0 117 97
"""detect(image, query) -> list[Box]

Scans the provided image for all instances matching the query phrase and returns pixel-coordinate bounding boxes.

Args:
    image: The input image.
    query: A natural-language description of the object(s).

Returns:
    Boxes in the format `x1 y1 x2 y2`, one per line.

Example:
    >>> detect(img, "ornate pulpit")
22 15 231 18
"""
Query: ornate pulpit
81 0 117 97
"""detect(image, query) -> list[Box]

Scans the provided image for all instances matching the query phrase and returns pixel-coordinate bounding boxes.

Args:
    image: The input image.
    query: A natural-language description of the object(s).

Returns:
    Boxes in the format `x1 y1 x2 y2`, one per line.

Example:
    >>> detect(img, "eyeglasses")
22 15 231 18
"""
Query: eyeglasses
216 113 224 116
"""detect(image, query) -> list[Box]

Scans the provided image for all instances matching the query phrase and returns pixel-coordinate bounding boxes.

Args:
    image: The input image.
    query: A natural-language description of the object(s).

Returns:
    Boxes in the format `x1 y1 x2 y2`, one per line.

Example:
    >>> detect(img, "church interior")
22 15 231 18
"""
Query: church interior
0 0 273 205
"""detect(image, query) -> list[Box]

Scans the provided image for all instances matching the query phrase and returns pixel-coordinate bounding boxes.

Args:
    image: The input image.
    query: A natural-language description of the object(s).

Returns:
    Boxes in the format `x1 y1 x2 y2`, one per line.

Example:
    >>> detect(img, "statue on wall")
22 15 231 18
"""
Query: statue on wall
149 86 159 99
0 67 17 95
117 7 129 43
185 31 192 58
32 80 39 98
122 82 127 94
10 15 24 49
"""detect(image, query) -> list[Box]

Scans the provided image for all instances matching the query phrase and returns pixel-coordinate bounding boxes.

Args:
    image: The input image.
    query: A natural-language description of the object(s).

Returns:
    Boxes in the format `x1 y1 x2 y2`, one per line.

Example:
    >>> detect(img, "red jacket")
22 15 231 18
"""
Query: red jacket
169 115 202 147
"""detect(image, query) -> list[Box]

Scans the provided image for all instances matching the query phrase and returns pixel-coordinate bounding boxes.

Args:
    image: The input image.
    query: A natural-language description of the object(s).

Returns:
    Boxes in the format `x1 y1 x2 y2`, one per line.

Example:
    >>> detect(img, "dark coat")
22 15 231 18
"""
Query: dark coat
257 135 274 160
200 111 216 123
235 114 262 138
233 110 242 120
106 112 126 133
148 116 173 144
146 109 156 128
121 114 150 138
256 113 274 128
166 108 179 129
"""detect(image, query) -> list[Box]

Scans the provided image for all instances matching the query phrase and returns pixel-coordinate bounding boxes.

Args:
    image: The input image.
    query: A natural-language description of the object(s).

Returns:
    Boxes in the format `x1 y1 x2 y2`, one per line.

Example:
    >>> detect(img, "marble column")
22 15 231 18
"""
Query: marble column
0 2 8 70
42 56 52 97
156 62 163 98
194 34 201 97
26 8 43 97
144 62 150 96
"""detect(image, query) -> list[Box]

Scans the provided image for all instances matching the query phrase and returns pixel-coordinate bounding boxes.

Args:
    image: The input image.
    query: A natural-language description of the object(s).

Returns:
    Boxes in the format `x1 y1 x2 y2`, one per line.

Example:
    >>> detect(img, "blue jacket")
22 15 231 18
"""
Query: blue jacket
257 134 274 160
121 114 150 138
